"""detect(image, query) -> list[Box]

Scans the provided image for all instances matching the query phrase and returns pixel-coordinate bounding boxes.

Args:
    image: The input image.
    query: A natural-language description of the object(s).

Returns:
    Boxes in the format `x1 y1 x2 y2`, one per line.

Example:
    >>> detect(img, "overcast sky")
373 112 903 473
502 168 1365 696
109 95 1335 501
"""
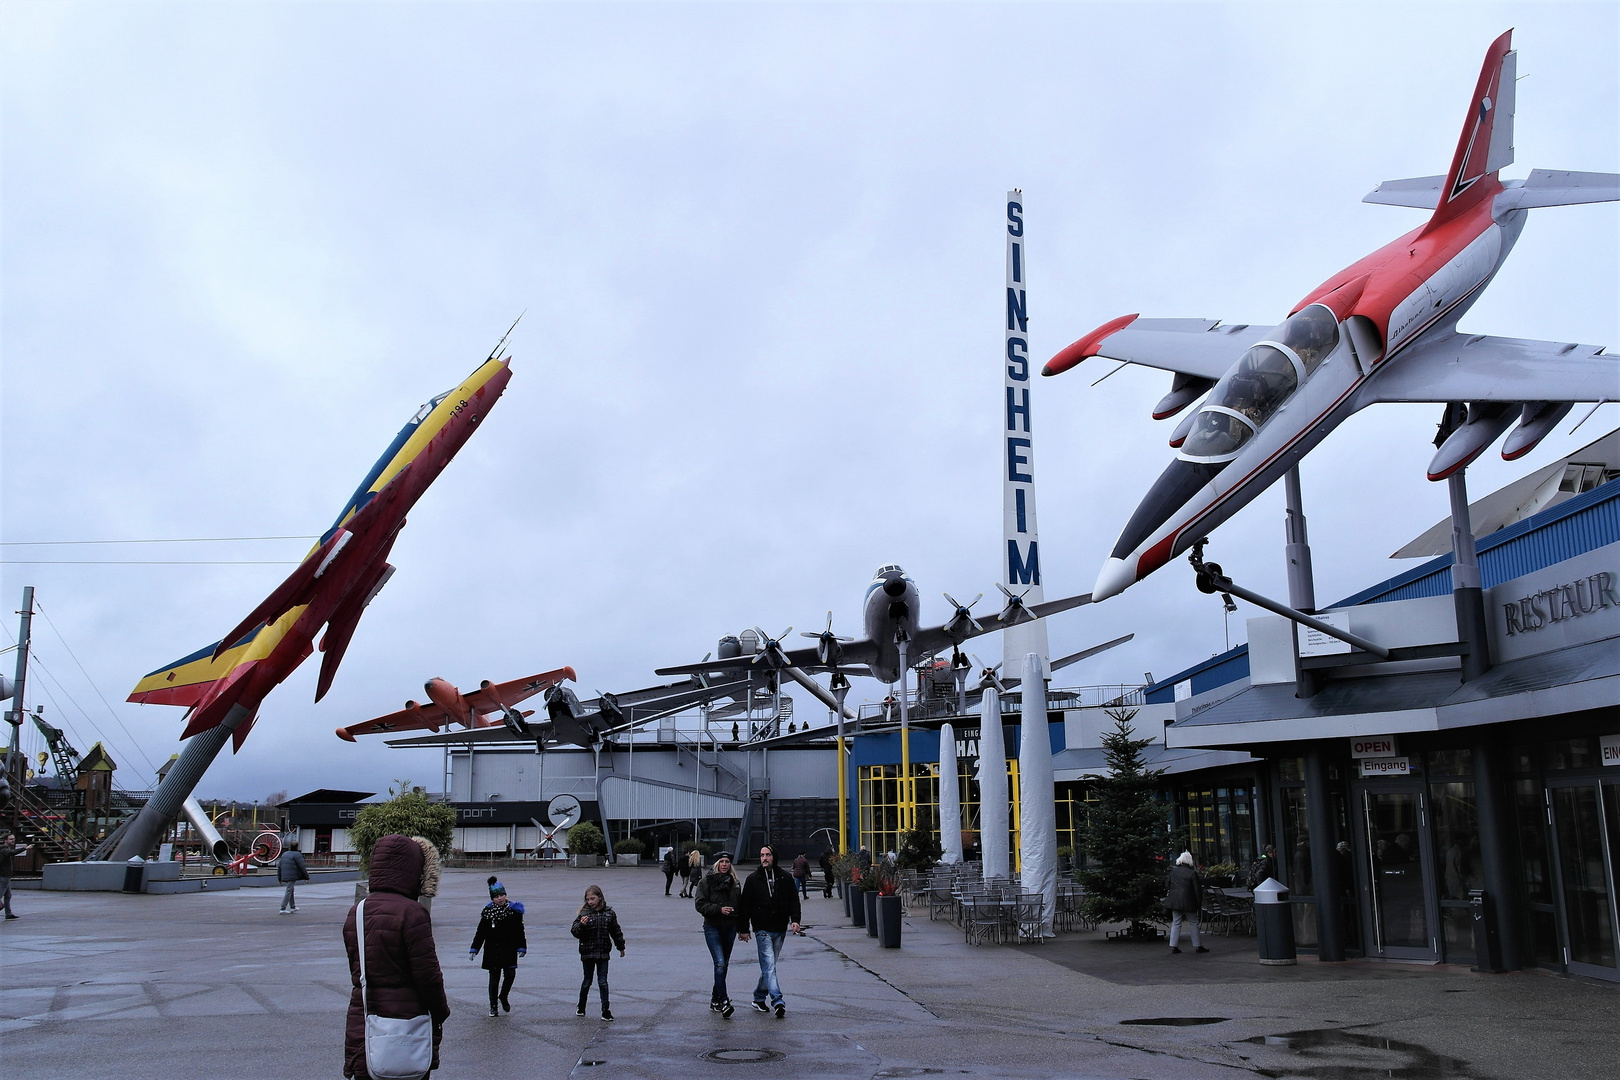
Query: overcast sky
2 2 1614 801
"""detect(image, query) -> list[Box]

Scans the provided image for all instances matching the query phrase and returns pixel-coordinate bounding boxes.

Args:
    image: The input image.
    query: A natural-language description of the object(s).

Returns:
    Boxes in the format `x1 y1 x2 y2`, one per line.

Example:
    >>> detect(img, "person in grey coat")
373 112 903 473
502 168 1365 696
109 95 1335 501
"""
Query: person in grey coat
1165 851 1207 954
2 833 34 919
277 837 309 914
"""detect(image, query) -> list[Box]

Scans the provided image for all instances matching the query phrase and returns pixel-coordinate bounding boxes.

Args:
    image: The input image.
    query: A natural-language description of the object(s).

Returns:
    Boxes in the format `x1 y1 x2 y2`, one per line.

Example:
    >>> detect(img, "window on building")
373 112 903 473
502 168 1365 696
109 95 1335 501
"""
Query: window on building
858 760 1021 863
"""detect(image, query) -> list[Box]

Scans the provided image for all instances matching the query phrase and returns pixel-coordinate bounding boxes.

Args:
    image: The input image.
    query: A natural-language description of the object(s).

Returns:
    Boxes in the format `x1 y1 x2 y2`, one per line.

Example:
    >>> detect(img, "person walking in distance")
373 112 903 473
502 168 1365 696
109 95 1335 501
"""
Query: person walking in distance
662 846 678 896
694 851 744 1016
342 835 450 1078
738 845 802 1017
791 852 811 899
1165 851 1208 955
470 877 527 1016
682 847 703 898
1 833 34 920
818 848 835 898
277 836 309 914
571 884 626 1021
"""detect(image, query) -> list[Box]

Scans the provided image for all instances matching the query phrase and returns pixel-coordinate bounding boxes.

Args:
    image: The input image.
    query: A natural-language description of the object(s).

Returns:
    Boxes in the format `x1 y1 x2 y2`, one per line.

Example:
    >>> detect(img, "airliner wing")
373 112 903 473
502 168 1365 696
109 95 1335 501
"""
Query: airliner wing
1045 317 1275 380
908 591 1095 659
463 666 576 714
338 703 451 741
1363 332 1618 404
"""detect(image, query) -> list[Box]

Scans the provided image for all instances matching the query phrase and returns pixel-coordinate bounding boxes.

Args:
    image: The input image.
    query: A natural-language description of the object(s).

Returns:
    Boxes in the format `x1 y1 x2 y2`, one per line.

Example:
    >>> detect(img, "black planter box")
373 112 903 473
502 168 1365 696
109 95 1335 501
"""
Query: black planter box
876 894 904 948
864 889 879 937
849 885 866 927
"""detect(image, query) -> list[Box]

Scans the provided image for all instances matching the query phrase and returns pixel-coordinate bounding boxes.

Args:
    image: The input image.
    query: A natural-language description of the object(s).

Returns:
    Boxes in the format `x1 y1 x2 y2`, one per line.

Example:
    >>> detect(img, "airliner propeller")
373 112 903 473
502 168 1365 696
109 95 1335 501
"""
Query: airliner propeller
994 582 1033 624
972 653 1007 693
942 592 984 642
751 627 793 668
800 612 853 667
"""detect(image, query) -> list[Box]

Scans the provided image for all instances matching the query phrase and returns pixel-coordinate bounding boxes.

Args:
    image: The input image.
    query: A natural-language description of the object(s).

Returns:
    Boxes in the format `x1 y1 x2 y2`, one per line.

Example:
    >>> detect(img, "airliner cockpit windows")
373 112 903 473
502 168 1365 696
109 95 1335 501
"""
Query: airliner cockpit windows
875 565 902 578
1279 304 1339 372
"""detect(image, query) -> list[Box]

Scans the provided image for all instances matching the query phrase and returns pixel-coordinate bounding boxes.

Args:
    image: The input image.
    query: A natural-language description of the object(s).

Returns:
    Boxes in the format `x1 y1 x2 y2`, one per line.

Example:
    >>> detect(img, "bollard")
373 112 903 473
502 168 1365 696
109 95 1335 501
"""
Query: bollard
1469 889 1505 973
1253 878 1296 965
123 856 147 894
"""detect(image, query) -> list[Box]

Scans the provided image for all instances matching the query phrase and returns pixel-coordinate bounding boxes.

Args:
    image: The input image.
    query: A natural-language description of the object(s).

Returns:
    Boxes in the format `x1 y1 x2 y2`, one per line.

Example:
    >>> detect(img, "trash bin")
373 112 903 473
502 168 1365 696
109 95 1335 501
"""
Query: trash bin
1469 889 1505 973
123 856 147 894
1253 877 1296 966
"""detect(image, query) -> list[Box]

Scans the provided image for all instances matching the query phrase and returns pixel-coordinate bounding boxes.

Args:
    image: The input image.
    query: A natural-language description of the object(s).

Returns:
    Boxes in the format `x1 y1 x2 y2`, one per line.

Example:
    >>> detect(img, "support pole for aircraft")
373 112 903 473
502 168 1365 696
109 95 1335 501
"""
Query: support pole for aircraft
109 702 251 861
1447 467 1492 683
1001 190 1050 680
977 686 1010 879
1017 654 1056 935
831 675 850 853
939 721 963 864
181 795 230 863
1283 467 1316 612
897 636 912 834
4 587 34 799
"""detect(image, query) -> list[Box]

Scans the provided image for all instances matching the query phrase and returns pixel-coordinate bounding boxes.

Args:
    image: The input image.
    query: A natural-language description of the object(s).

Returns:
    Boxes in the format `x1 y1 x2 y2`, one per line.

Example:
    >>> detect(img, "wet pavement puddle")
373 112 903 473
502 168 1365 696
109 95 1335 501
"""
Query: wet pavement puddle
1118 1016 1230 1026
1238 1027 1472 1079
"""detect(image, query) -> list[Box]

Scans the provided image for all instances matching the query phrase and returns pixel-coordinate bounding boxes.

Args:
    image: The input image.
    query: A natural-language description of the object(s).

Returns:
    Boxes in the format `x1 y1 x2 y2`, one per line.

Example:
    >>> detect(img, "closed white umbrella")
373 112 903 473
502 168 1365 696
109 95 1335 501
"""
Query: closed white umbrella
977 686 1010 880
1018 652 1058 936
939 722 963 864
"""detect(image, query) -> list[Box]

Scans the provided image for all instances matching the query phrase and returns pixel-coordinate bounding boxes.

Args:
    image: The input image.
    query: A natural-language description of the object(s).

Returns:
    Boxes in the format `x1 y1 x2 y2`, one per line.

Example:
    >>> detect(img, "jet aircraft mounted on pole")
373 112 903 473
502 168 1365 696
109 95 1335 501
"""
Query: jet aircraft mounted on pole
107 343 516 861
1042 31 1618 602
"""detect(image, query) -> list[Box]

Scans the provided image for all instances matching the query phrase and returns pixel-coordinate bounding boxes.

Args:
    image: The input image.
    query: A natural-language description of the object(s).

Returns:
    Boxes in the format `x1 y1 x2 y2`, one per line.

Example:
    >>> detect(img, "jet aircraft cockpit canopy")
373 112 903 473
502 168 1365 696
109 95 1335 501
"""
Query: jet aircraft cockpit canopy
1179 304 1342 463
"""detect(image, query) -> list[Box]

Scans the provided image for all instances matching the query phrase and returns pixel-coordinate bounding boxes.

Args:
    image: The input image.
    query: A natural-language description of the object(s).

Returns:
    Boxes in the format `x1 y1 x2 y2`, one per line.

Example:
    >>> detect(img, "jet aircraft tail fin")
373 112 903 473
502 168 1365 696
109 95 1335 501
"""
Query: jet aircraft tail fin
1424 30 1516 232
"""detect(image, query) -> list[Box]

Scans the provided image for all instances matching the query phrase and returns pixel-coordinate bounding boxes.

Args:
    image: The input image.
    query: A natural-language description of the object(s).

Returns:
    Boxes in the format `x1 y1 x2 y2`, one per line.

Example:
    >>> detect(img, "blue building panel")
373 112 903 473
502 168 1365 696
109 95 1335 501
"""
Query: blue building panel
1152 479 1620 695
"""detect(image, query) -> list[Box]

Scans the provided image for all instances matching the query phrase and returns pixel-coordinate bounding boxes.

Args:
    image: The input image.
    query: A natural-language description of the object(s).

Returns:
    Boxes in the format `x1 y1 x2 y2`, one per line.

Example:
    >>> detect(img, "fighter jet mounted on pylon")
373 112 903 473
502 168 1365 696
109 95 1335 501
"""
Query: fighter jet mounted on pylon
1043 30 1618 601
127 333 517 752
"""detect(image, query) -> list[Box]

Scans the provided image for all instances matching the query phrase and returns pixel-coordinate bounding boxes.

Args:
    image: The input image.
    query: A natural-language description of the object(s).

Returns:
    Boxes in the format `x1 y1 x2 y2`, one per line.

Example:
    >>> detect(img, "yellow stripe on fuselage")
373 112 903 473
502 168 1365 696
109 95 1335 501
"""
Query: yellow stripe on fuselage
323 357 507 547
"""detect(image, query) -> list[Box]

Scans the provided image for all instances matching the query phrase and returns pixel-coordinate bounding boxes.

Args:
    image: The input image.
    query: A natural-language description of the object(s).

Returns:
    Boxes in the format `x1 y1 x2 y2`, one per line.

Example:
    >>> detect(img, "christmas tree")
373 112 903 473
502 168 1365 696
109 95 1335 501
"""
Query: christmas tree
1078 708 1169 939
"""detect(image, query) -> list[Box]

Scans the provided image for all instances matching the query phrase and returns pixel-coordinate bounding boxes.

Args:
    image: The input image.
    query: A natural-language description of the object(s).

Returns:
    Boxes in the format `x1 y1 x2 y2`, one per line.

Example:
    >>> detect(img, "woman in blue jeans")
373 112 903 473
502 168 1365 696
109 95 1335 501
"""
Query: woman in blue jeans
694 852 744 1016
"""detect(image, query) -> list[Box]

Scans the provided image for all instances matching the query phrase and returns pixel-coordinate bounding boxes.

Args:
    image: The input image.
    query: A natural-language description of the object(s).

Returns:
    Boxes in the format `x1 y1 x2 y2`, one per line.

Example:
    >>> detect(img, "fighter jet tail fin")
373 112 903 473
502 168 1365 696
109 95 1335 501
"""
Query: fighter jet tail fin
1425 30 1516 232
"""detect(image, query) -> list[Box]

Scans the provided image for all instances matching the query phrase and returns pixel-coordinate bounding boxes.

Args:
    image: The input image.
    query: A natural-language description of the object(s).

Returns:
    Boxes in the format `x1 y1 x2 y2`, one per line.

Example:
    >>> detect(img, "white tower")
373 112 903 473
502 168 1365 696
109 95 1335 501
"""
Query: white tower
1002 191 1051 677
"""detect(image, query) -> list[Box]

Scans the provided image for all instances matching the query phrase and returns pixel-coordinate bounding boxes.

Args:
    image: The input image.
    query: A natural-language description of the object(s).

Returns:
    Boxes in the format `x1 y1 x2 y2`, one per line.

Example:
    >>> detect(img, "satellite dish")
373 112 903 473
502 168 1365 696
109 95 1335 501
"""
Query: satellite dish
547 794 581 829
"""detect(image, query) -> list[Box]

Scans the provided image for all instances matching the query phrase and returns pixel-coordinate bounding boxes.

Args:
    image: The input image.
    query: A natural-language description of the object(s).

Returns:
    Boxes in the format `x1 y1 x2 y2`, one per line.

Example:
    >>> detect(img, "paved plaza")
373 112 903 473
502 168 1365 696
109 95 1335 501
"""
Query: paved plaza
0 866 1611 1079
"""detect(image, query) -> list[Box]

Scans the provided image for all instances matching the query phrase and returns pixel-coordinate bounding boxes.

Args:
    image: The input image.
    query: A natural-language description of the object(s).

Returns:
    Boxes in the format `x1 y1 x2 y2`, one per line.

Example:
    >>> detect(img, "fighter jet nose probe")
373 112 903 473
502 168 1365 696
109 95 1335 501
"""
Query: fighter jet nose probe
1047 31 1618 602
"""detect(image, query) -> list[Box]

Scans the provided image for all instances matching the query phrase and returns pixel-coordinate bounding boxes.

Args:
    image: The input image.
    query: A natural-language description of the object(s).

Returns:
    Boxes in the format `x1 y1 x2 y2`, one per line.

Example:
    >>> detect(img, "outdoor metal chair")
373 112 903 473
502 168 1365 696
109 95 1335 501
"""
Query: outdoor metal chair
1013 893 1046 943
963 896 1002 946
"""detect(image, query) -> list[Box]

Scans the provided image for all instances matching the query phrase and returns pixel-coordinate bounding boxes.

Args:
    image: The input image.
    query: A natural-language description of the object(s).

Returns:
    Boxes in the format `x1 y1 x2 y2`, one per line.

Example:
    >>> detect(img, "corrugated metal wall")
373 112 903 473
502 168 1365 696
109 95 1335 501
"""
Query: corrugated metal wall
1337 481 1619 606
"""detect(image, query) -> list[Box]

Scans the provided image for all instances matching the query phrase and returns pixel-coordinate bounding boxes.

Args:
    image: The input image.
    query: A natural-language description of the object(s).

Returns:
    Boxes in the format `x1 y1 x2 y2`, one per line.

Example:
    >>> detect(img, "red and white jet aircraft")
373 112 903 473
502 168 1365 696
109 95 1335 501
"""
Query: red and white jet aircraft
1044 31 1618 601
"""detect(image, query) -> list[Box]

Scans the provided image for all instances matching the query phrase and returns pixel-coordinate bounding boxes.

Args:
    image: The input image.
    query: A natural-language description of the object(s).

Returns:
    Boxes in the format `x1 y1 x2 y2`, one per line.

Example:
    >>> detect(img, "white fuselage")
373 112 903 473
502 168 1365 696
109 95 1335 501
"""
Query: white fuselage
861 566 921 684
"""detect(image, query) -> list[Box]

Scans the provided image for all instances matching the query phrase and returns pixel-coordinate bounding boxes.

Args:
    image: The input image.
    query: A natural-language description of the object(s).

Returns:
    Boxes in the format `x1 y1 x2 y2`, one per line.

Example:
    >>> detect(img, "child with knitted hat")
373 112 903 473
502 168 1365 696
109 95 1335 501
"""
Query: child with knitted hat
470 876 527 1016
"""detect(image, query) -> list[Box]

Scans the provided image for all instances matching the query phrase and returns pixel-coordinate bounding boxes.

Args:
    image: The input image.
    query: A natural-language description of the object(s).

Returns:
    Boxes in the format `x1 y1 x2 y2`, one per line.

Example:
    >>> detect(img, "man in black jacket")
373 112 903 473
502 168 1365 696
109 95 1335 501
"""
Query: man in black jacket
737 845 801 1018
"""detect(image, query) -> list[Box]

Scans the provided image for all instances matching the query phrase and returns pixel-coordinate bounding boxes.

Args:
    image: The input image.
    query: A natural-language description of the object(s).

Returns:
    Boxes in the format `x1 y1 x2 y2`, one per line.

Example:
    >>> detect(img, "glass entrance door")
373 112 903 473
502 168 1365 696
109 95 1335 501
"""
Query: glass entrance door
1360 787 1438 960
1547 778 1620 978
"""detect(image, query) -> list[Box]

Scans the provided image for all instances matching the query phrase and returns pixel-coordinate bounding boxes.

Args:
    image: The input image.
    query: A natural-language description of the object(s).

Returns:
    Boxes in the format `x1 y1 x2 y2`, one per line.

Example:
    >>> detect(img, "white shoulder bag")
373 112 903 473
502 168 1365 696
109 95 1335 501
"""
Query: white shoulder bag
356 896 434 1080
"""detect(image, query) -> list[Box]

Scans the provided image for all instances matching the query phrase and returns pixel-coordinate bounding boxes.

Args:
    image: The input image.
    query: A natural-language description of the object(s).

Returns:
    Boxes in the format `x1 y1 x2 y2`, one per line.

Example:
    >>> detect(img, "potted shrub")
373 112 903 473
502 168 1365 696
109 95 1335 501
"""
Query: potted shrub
348 780 454 905
848 860 868 928
613 838 646 866
565 821 607 868
1057 845 1074 874
875 873 904 948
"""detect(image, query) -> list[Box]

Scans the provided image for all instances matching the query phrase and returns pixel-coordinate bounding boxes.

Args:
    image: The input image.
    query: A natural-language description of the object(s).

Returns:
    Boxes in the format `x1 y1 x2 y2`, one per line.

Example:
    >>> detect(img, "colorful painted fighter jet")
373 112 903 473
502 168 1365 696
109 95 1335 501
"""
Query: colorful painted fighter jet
336 667 577 742
127 353 514 752
1043 31 1618 601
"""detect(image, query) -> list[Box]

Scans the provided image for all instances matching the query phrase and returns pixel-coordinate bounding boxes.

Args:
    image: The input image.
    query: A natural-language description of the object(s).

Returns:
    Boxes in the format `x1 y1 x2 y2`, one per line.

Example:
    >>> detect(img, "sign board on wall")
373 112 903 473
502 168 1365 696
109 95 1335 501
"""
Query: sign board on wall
1298 612 1353 656
1359 756 1411 778
1351 736 1399 759
1601 733 1620 767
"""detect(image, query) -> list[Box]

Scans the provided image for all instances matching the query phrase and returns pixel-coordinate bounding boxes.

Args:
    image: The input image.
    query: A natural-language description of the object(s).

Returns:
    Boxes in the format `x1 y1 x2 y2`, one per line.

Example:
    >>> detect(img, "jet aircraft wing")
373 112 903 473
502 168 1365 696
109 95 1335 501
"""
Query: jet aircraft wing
1361 332 1617 404
1045 317 1275 381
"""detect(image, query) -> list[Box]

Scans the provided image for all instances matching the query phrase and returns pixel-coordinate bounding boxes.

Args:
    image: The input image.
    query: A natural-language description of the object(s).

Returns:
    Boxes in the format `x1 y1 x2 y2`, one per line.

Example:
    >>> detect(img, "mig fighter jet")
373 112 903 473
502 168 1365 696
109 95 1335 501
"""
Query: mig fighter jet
111 345 515 862
1044 30 1618 601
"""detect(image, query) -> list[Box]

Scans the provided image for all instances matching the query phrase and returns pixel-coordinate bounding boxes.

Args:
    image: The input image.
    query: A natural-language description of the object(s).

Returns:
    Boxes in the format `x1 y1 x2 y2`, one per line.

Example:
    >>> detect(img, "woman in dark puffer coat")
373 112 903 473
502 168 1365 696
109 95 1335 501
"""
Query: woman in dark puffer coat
343 835 451 1078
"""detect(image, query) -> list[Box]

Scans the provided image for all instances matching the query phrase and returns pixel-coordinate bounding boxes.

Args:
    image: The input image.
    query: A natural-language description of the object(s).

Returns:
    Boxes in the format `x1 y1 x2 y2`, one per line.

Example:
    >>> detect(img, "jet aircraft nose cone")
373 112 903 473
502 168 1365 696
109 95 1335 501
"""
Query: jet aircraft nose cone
883 577 907 598
1093 557 1136 602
